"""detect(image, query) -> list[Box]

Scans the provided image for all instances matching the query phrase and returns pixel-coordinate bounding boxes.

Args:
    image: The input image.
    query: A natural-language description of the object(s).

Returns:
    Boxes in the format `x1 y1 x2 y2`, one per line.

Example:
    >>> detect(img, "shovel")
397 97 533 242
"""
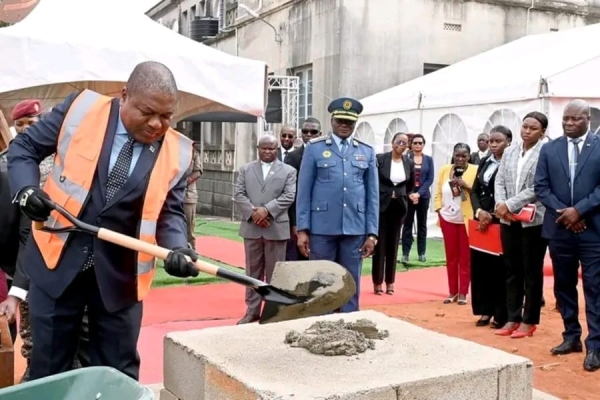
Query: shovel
34 199 355 323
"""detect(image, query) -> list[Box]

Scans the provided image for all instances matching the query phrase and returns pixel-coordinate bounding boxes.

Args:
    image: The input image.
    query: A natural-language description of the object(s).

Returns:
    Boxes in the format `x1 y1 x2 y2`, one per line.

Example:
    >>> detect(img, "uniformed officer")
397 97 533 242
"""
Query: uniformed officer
296 97 379 312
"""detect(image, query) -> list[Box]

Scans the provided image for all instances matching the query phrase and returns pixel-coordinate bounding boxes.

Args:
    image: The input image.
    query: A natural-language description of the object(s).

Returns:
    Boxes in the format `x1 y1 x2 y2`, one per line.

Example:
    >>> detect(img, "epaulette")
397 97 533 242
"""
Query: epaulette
308 136 328 145
352 137 373 148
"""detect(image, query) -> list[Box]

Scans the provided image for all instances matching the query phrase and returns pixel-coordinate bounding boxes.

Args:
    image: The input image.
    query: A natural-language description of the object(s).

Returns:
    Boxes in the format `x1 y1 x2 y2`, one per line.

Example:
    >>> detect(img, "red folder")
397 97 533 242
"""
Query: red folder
468 219 503 255
511 203 536 223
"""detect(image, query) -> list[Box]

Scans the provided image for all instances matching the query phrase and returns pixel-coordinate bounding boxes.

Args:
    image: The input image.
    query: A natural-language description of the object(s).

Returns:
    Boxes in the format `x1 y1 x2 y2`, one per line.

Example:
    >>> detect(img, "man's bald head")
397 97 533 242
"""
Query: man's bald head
563 99 591 139
125 61 178 98
258 134 278 147
119 61 178 144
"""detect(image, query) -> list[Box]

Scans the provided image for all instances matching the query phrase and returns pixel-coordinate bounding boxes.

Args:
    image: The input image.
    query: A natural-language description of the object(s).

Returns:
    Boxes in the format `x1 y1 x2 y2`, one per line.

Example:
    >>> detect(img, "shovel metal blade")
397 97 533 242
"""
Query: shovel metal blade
254 285 309 306
259 260 356 324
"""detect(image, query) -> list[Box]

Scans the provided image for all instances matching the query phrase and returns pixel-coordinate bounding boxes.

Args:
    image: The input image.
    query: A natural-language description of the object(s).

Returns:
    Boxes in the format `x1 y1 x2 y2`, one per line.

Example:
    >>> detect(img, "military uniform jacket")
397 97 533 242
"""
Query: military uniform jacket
296 134 379 236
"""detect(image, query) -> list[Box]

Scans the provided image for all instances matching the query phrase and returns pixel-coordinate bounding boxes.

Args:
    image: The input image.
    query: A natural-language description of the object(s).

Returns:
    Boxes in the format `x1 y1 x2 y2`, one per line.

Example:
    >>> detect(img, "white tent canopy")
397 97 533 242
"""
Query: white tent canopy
0 0 267 122
361 22 600 116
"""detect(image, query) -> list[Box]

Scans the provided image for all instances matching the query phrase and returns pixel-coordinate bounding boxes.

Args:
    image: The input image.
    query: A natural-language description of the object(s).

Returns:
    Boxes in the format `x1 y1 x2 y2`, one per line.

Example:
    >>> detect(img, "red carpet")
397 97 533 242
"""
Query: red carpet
137 235 558 384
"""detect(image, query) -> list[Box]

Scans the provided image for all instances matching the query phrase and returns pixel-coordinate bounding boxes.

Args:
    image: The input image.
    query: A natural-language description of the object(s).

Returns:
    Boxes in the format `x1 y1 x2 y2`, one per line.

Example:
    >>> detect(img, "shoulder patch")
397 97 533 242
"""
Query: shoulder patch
353 137 373 148
308 136 328 145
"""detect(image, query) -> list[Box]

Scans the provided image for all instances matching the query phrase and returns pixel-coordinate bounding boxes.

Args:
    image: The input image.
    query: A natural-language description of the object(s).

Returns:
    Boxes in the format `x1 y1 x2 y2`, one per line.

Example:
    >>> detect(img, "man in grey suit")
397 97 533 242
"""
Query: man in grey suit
233 134 297 324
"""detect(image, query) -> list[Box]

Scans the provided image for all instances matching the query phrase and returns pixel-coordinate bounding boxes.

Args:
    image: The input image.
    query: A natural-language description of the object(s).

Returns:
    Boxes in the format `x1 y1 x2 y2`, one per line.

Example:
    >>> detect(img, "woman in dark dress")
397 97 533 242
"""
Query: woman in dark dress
470 125 512 328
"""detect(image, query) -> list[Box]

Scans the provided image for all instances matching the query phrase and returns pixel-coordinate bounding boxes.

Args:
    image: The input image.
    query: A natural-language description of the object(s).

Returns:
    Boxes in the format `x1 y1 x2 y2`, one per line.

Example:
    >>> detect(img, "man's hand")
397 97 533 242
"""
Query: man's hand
556 207 580 227
495 202 510 220
251 207 269 224
256 219 270 228
18 186 53 222
297 231 310 257
567 220 587 233
359 236 376 259
0 296 21 324
164 247 200 278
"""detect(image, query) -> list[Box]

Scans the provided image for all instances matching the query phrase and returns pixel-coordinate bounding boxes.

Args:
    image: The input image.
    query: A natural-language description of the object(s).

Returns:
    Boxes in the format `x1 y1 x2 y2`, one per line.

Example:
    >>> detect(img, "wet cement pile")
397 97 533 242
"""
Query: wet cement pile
284 319 389 356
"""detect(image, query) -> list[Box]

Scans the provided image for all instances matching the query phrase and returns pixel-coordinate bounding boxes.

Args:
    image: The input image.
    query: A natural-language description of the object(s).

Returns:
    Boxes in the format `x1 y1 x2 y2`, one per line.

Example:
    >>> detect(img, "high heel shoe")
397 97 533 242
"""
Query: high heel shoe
386 284 394 295
443 294 458 304
494 323 520 336
373 284 383 295
511 325 537 339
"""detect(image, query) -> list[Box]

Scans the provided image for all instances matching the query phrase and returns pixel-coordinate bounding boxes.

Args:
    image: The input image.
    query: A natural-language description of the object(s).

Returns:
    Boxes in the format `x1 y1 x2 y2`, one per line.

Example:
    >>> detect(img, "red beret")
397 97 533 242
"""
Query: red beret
11 99 42 121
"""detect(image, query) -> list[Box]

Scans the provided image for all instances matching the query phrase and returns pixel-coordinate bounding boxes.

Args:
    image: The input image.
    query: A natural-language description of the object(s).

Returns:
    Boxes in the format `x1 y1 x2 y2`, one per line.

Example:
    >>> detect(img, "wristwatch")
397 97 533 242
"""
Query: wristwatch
368 235 378 246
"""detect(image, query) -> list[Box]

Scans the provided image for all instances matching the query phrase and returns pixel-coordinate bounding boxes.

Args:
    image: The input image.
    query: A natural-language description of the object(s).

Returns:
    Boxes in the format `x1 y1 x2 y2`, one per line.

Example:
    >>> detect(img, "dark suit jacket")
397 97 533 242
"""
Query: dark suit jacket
407 152 434 199
284 145 304 227
470 150 489 166
0 149 30 290
376 152 415 214
535 133 600 242
7 92 189 312
471 155 500 223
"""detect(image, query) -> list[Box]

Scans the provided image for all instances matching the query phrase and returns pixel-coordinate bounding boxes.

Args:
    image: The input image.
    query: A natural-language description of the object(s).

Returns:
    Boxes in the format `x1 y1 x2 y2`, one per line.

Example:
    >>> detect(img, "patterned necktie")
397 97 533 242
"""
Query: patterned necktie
340 139 348 155
82 136 135 272
570 138 582 204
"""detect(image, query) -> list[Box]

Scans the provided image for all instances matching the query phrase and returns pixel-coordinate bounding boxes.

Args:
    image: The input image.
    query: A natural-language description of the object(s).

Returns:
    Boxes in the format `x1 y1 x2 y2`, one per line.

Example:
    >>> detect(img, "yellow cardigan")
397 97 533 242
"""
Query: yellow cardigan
434 163 478 229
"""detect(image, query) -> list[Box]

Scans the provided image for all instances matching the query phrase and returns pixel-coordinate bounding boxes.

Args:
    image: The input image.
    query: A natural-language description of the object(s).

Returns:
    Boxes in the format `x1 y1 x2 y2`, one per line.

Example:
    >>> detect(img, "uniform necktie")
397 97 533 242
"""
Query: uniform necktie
570 138 582 204
340 139 348 155
82 136 135 272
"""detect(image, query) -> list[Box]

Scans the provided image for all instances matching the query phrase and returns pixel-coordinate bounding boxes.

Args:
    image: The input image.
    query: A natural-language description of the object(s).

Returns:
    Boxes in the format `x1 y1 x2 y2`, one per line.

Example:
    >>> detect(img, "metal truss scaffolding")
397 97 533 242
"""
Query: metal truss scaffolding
258 75 299 136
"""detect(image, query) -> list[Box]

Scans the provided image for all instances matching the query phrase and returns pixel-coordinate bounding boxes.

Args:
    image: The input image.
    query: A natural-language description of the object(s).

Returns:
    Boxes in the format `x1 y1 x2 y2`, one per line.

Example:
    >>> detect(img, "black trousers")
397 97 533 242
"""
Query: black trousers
372 198 405 285
501 223 547 324
470 248 507 324
550 237 600 350
28 269 142 381
401 197 430 256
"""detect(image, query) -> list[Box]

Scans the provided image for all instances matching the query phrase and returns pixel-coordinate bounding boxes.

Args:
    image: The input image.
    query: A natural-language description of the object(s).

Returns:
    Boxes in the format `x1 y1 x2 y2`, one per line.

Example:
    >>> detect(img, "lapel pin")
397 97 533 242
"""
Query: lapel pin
149 146 155 153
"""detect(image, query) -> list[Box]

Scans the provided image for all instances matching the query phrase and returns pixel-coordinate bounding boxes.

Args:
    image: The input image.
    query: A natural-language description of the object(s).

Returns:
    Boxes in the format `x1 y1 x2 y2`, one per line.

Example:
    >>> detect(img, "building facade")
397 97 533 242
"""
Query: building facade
147 0 600 217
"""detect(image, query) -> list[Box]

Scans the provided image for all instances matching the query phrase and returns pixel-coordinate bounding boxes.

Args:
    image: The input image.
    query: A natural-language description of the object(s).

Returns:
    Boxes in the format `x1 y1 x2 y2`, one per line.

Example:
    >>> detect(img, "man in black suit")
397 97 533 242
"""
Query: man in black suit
284 117 322 260
535 99 600 372
470 133 490 165
277 124 296 163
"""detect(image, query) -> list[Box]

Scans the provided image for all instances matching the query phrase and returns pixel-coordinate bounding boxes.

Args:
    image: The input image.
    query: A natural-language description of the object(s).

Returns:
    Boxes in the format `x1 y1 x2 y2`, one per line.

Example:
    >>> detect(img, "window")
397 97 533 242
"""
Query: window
294 66 313 122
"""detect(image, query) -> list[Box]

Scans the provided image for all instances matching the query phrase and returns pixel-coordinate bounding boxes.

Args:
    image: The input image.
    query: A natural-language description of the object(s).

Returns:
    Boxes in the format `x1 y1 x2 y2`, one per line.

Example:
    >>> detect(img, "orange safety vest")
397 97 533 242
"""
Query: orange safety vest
32 89 193 301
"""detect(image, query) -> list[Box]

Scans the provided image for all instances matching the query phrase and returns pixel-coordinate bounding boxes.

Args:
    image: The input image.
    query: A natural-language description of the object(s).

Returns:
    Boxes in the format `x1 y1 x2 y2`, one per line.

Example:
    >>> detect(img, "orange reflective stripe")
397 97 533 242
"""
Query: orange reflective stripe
32 90 110 269
136 129 193 300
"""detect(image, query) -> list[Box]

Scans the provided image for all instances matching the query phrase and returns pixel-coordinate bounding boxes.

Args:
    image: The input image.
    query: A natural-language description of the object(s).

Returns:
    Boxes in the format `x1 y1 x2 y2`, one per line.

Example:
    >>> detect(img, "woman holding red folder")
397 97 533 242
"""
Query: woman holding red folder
470 126 512 328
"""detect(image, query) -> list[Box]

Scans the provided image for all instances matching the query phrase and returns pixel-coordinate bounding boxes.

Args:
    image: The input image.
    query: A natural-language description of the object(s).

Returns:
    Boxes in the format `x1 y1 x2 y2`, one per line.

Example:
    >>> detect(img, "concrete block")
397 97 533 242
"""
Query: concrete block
159 388 180 400
163 310 533 400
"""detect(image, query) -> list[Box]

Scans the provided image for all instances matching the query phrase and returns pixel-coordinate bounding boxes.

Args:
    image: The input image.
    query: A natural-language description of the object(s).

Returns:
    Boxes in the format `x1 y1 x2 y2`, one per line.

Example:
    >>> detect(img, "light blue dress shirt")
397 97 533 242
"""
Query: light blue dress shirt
331 133 353 152
109 115 143 176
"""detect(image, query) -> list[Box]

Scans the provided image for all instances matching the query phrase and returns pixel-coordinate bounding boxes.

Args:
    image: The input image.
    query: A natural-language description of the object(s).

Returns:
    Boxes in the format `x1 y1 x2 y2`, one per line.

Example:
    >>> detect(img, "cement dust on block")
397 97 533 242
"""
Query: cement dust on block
284 318 389 356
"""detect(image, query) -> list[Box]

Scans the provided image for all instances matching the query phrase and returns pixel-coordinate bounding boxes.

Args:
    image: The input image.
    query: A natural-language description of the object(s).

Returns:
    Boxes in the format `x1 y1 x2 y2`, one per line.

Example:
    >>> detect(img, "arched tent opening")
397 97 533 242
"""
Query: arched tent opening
484 109 521 138
354 122 375 145
384 118 409 152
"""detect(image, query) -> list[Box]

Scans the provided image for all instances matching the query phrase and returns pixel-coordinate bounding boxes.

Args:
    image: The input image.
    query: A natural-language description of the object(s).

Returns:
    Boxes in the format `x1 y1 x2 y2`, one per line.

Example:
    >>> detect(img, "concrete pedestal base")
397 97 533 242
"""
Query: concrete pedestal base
162 310 534 400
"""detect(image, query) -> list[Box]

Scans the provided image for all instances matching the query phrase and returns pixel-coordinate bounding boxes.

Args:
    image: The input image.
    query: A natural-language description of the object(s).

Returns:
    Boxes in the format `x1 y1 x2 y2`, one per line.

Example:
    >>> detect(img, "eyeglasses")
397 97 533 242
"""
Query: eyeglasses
301 129 319 135
394 140 408 146
412 141 423 145
280 134 295 139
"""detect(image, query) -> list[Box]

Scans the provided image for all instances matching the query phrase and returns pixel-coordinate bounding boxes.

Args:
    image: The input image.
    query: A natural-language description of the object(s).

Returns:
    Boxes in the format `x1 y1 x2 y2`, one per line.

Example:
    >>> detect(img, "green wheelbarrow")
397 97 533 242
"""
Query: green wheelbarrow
0 367 154 399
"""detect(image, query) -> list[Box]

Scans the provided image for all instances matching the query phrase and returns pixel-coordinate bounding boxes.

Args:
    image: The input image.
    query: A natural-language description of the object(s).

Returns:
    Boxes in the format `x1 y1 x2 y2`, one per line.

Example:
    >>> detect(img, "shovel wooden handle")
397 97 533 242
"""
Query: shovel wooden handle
33 221 221 275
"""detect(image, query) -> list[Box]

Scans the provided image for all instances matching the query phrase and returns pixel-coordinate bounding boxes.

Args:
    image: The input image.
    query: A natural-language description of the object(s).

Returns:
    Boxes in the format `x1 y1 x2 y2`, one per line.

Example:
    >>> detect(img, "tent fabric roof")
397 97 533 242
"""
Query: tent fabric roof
361 23 600 117
0 0 267 121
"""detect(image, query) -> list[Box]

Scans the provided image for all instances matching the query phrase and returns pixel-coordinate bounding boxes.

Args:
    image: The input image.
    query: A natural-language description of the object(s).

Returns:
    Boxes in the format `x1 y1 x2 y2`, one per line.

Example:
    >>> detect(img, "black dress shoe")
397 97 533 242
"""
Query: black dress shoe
237 314 260 325
584 350 600 372
550 340 583 355
476 317 491 327
490 321 505 329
